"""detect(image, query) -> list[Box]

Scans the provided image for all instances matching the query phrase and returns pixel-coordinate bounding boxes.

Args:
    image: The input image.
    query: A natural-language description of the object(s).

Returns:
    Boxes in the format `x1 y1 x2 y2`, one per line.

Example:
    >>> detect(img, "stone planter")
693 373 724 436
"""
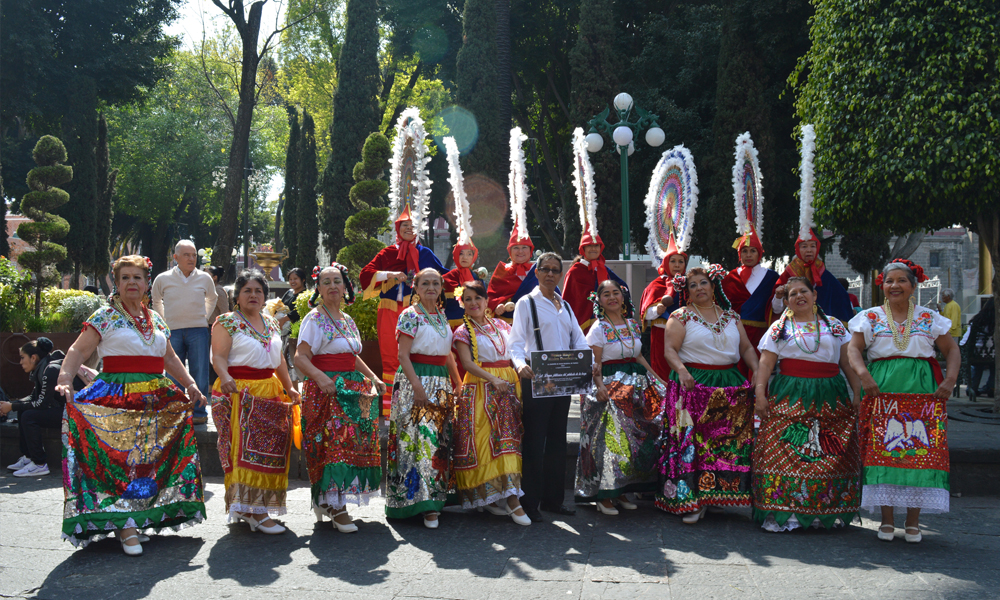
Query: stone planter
1 332 81 397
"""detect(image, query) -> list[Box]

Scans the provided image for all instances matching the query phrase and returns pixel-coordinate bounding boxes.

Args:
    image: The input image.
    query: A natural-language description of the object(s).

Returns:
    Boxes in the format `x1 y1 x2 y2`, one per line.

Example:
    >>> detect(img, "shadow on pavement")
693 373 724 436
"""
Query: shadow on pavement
205 524 300 586
306 519 402 587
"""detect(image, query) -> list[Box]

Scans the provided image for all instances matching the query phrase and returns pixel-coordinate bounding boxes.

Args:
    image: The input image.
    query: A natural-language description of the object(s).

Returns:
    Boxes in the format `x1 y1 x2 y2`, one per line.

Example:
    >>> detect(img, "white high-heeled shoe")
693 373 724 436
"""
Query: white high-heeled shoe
878 524 895 541
507 504 531 526
312 503 359 533
597 501 619 516
484 503 509 517
423 512 440 529
682 506 707 524
904 525 921 543
240 514 286 535
617 495 638 510
119 533 143 556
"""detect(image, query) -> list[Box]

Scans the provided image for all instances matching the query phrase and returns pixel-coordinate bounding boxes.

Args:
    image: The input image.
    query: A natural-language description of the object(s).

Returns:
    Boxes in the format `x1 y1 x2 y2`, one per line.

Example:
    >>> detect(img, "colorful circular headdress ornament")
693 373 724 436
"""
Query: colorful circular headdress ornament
644 144 699 265
732 132 763 241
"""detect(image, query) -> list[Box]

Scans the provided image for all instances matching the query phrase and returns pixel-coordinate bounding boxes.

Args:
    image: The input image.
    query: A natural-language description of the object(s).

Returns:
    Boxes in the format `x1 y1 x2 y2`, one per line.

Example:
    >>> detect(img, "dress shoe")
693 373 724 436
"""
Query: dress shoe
541 504 576 516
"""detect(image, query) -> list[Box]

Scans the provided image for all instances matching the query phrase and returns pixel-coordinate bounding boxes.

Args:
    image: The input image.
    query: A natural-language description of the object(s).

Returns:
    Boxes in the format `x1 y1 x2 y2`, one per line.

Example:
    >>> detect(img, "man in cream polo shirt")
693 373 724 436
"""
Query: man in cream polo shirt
152 240 218 424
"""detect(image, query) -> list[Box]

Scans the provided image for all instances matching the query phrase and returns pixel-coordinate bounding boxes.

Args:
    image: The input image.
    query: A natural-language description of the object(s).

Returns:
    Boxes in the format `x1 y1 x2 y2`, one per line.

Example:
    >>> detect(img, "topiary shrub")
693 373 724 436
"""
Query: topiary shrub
337 132 391 275
17 136 73 316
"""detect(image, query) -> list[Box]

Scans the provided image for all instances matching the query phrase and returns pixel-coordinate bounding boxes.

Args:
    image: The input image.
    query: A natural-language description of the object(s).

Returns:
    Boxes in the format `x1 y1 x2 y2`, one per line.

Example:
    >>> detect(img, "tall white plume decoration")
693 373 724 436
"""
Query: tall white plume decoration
388 107 432 236
571 127 598 239
798 124 816 242
443 136 473 246
643 144 699 264
731 131 763 238
507 127 529 241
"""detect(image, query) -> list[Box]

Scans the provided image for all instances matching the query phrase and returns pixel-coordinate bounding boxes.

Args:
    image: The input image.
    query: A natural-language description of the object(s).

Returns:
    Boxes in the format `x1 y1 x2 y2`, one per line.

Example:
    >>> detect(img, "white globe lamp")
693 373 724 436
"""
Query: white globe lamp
645 127 666 148
585 132 604 153
612 126 633 148
613 92 633 112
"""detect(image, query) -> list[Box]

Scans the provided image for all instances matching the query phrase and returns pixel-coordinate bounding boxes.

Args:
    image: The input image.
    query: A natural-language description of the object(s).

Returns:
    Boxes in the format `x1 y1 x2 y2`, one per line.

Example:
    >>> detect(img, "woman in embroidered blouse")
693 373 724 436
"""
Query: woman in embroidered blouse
451 280 529 525
658 266 759 524
386 268 461 528
55 255 207 557
576 280 665 515
847 260 959 543
752 276 863 532
211 269 299 535
295 264 386 533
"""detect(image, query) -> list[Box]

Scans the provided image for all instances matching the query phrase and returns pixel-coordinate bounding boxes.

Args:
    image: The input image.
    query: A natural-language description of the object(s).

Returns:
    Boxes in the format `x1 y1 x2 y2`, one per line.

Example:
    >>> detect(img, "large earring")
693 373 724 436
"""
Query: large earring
812 305 818 314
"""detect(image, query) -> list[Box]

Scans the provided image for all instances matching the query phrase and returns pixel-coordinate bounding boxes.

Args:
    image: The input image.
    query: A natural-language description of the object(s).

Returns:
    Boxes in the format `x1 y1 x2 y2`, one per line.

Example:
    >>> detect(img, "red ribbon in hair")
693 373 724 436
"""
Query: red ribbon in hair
874 258 928 286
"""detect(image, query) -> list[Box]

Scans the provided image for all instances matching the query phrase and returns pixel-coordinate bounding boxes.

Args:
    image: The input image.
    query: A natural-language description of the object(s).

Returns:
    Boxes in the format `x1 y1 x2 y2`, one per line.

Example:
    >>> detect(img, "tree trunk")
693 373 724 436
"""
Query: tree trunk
71 262 81 289
212 2 264 273
890 232 926 259
274 193 284 252
976 210 999 414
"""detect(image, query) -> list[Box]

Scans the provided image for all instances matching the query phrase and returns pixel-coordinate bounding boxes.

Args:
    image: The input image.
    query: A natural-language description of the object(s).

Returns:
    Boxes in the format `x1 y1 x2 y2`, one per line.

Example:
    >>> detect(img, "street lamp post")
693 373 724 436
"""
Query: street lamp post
585 92 665 259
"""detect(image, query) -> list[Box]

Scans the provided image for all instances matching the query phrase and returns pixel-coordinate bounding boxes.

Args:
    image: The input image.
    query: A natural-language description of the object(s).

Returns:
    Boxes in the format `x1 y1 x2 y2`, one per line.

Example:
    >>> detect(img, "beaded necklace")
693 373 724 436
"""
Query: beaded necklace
472 316 507 358
603 314 635 355
883 299 914 351
113 296 156 346
321 304 362 355
234 308 275 350
789 315 822 354
415 302 449 338
691 303 729 350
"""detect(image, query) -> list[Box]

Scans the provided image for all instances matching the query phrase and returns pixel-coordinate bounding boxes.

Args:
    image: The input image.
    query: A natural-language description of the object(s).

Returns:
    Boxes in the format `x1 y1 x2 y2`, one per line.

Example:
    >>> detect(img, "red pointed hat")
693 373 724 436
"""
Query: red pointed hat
733 225 764 256
507 228 534 254
658 232 689 276
452 241 479 283
578 231 605 256
794 227 821 257
394 203 420 273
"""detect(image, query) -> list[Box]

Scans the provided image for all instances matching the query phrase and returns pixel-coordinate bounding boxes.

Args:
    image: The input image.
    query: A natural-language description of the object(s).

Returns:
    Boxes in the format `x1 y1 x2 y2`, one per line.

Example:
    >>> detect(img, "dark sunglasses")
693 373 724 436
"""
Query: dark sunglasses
536 267 561 274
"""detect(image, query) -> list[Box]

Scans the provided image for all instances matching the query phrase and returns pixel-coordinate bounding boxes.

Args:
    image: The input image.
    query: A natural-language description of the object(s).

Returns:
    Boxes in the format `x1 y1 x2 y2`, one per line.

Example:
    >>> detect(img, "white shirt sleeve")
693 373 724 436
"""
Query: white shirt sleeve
585 321 606 349
771 294 785 314
203 274 218 323
509 297 532 371
565 304 590 351
376 272 388 282
644 305 663 321
151 276 165 318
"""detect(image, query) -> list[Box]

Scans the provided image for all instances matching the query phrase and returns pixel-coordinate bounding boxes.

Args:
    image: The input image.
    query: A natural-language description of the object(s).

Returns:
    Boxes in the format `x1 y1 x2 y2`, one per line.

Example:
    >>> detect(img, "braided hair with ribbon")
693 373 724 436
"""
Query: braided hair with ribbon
773 276 833 341
310 262 357 307
705 263 733 311
589 280 635 321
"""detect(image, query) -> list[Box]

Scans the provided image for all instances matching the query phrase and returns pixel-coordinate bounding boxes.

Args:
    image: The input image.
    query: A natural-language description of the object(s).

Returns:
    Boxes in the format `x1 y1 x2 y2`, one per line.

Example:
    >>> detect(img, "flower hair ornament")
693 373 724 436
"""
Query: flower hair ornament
704 264 733 311
588 290 603 320
672 274 688 306
313 262 357 305
312 266 322 281
874 258 927 286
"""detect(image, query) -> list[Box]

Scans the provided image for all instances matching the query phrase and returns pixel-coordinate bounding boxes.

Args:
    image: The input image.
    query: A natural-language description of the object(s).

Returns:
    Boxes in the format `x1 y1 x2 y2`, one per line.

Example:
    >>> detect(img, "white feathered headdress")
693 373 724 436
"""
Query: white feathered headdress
798 124 816 242
388 107 432 237
732 132 763 240
571 127 599 243
443 136 473 248
507 127 532 248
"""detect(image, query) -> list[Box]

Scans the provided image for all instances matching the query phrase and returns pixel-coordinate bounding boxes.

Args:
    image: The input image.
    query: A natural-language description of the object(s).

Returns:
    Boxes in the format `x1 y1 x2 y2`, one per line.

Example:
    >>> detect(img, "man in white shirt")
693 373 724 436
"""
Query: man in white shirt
151 240 218 423
509 252 590 521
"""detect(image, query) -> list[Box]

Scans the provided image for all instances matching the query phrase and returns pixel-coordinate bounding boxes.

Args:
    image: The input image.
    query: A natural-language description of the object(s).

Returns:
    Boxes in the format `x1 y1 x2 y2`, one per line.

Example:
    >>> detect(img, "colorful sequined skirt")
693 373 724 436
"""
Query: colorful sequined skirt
752 373 862 530
655 379 754 514
211 376 292 521
575 362 663 502
301 370 382 509
386 362 454 519
453 365 523 508
860 358 949 513
62 372 205 547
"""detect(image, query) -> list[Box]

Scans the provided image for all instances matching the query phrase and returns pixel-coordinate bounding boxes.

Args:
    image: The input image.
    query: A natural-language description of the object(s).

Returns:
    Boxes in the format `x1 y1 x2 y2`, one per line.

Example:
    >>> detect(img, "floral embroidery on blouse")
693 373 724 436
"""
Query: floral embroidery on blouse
395 307 448 339
84 306 170 338
216 312 280 346
313 309 361 344
768 316 847 342
670 307 739 335
601 319 642 344
864 308 937 338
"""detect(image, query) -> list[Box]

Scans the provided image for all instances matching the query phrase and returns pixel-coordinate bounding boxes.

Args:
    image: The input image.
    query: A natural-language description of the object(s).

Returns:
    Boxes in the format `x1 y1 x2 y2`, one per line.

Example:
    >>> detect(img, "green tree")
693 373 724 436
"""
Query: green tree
93 112 118 293
569 0 623 255
17 136 73 316
455 0 504 187
0 169 9 258
337 132 391 273
60 79 99 287
319 0 382 258
792 0 1000 407
297 111 320 269
282 106 302 266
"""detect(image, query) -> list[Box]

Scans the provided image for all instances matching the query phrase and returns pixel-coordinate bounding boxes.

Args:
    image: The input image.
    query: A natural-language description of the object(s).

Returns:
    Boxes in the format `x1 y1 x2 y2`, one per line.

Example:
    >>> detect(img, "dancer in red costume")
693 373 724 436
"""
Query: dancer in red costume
440 136 483 328
489 127 542 324
722 227 779 379
359 207 445 418
639 234 688 381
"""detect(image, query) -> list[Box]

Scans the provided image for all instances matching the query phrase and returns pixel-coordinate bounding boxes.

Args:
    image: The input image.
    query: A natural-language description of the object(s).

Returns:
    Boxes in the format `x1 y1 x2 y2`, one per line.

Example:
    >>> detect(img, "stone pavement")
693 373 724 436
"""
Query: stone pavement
2 474 999 600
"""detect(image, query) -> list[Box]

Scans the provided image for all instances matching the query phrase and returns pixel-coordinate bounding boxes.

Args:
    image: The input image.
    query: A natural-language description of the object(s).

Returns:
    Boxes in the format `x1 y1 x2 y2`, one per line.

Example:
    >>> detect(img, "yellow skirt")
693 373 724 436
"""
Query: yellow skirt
211 375 292 520
453 365 524 508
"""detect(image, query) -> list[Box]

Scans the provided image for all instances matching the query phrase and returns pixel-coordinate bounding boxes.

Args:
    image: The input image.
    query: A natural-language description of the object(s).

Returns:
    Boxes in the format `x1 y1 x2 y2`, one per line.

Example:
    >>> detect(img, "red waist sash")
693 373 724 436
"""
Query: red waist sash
780 358 840 378
411 353 448 366
604 358 637 365
685 362 736 371
228 366 275 380
103 355 164 374
871 355 944 384
480 360 512 369
312 353 356 372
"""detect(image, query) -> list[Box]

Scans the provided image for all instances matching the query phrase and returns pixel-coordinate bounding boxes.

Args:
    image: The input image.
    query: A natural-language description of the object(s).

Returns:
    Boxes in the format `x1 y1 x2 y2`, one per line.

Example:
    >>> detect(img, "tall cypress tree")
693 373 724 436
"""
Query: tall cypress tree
60 77 98 286
319 0 381 259
456 0 504 186
568 0 624 256
297 110 320 270
0 168 9 258
282 106 301 267
93 111 117 285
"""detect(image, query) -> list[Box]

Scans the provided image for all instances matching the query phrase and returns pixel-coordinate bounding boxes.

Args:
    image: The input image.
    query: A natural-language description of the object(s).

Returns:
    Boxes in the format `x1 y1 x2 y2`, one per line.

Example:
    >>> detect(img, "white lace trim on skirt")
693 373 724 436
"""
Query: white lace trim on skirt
861 484 949 514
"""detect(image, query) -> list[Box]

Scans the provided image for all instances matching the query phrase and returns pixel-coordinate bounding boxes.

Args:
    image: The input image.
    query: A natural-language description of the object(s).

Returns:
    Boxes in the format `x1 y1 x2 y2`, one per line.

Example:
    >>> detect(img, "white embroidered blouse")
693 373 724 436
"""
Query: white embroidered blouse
848 305 951 360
